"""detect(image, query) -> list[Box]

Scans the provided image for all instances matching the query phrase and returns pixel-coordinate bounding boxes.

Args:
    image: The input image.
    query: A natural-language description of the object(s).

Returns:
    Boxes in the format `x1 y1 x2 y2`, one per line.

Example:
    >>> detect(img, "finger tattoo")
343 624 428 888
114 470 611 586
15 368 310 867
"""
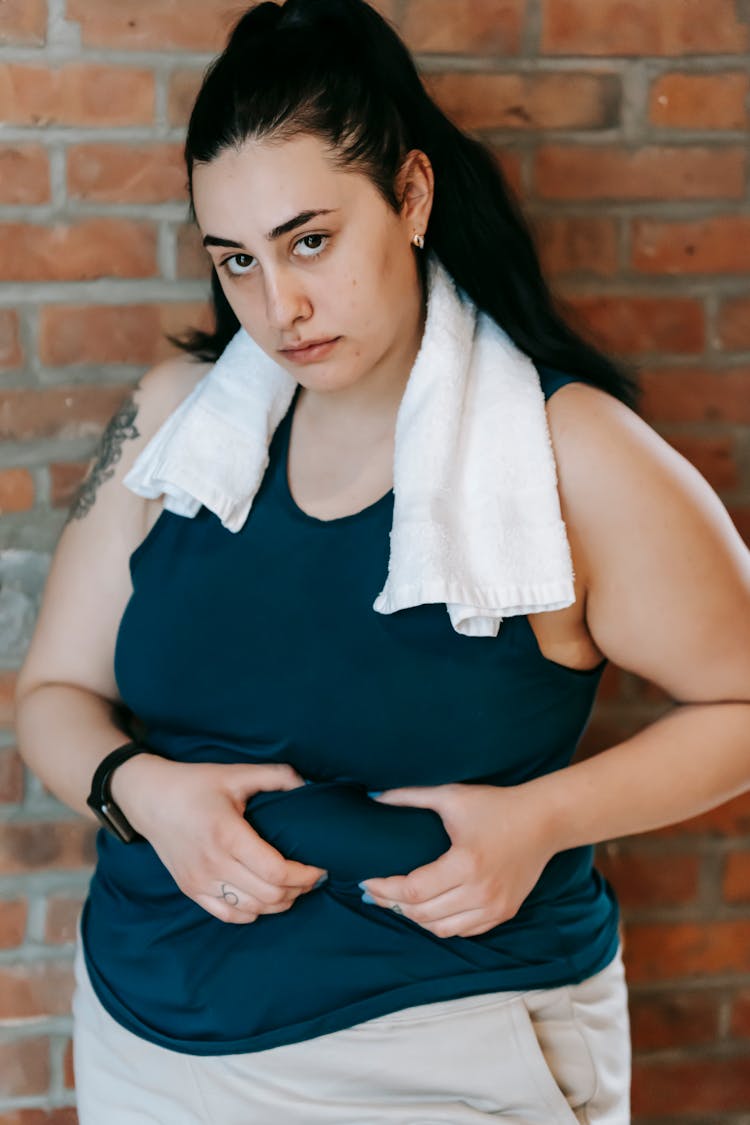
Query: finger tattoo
220 883 240 907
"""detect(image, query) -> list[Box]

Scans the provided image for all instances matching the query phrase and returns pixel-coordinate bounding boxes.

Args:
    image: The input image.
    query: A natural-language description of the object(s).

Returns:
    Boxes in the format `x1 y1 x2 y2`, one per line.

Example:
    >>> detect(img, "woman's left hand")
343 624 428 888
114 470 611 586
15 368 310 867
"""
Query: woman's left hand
360 781 558 938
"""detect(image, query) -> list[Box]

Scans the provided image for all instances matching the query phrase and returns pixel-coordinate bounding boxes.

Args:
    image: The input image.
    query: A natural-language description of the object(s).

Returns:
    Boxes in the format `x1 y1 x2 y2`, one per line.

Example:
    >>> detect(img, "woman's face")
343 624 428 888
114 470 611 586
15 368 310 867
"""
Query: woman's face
191 133 433 396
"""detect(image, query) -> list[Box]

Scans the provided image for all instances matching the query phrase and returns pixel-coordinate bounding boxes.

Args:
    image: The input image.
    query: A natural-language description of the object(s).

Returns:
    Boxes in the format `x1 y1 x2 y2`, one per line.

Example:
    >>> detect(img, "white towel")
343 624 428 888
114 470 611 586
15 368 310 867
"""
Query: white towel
124 251 576 636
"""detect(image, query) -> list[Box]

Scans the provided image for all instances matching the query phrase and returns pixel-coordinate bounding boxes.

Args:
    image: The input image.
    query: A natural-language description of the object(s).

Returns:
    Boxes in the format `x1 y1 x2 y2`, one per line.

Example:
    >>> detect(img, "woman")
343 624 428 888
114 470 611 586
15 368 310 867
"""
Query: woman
14 1 750 1122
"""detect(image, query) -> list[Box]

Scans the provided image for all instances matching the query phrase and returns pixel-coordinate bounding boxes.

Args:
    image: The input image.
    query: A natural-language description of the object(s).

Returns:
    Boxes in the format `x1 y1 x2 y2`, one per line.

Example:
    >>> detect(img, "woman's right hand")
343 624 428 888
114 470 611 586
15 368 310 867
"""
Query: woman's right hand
110 754 327 924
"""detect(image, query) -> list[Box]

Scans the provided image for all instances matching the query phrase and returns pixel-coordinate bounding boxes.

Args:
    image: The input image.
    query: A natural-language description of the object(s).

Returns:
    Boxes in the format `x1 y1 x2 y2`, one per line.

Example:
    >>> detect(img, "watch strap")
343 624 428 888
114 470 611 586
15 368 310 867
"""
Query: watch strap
86 739 155 844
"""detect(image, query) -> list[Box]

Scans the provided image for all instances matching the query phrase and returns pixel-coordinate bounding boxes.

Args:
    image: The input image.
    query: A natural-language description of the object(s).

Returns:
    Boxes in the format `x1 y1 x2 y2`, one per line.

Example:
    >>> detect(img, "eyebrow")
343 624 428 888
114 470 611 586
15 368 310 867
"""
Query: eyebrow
202 209 338 250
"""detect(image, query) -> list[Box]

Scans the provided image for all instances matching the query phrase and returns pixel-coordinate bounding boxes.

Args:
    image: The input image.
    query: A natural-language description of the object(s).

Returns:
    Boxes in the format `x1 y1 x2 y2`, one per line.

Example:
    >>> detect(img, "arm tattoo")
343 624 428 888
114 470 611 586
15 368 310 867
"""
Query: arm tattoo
65 391 141 524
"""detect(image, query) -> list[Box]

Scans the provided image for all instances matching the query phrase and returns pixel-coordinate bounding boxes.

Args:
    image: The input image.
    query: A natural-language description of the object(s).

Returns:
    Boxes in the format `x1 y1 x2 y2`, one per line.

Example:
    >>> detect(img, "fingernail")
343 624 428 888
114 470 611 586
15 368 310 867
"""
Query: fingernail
357 881 369 891
367 791 383 799
361 892 376 905
313 874 328 889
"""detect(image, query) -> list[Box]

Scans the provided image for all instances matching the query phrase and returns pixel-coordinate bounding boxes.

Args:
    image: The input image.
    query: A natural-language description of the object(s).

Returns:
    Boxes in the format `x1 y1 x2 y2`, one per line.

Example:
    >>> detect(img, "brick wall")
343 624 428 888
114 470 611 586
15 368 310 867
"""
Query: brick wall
1 1 749 1120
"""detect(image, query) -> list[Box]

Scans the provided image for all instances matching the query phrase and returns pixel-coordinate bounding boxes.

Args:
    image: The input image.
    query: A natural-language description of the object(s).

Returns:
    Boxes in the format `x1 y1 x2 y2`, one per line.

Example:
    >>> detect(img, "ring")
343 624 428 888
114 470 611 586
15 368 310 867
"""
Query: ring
390 902 404 915
219 883 240 907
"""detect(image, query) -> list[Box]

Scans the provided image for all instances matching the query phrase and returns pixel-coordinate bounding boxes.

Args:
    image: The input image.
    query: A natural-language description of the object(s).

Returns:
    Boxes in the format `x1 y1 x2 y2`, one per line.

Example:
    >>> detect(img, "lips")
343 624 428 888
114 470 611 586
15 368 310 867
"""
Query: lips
279 337 341 363
281 337 337 353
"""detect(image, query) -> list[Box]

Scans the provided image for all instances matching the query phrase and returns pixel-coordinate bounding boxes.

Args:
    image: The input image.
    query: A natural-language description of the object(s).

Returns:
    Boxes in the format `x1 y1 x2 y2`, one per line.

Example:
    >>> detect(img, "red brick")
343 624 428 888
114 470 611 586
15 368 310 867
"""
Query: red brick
0 1038 49 1098
39 302 212 370
724 851 750 903
0 220 156 282
0 145 50 205
67 0 398 50
63 1038 74 1089
177 224 211 279
402 0 525 54
0 0 47 45
167 69 202 127
0 821 96 875
729 504 750 547
731 989 750 1038
49 462 88 509
631 675 673 705
623 920 750 983
596 851 700 909
645 790 750 837
640 367 750 425
0 747 24 803
632 216 750 275
0 469 35 513
629 990 721 1050
530 215 619 277
0 385 135 442
0 962 74 1019
0 672 17 725
632 1055 750 1116
0 1111 78 1125
67 142 186 204
0 899 27 948
0 310 22 370
664 433 739 492
0 64 154 126
541 0 750 55
650 72 750 129
494 150 523 199
45 895 84 944
591 663 622 704
719 297 750 351
155 301 214 361
534 145 746 201
424 72 619 131
67 0 241 50
40 305 163 366
565 294 705 356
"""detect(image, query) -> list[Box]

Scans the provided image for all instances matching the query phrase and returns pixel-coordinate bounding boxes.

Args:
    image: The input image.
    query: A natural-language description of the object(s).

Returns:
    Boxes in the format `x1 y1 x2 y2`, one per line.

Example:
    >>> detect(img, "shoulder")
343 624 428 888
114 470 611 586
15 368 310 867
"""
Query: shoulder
63 351 212 528
543 379 750 700
135 352 212 423
541 377 701 519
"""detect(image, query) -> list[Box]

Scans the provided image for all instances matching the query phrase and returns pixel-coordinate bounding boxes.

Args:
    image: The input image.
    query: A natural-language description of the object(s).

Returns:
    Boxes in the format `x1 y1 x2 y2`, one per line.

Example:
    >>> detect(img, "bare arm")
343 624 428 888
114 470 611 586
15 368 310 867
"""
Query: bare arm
15 359 199 815
360 383 750 937
14 682 143 823
531 382 750 849
14 357 326 923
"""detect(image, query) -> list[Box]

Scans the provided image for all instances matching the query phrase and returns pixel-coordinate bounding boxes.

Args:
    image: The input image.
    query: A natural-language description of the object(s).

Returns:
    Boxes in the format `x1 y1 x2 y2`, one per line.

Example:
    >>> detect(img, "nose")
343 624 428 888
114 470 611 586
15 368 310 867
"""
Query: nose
263 264 312 331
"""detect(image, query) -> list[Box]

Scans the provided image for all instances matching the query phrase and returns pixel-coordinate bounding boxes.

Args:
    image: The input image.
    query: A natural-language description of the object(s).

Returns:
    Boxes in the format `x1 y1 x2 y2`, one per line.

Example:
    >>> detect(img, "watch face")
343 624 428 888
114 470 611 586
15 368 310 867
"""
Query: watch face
88 799 141 843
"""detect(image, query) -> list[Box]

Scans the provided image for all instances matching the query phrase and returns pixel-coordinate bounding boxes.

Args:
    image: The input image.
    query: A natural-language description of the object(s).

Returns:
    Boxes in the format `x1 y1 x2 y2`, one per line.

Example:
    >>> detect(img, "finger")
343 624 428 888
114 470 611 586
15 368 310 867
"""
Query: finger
226 762 306 801
369 885 468 923
230 825 326 891
220 858 300 909
194 891 260 925
421 907 489 939
193 889 258 925
373 785 454 813
196 861 305 921
363 852 464 904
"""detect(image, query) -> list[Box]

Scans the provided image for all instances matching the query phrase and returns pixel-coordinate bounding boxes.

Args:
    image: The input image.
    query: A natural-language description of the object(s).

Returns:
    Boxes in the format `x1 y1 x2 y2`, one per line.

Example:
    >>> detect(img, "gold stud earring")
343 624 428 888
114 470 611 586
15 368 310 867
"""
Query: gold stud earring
411 231 425 249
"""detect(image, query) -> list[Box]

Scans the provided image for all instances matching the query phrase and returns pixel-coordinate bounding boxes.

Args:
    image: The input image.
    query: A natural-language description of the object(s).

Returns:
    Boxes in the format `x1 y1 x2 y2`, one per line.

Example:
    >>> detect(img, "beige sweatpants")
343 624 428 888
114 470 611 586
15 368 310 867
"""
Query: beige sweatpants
72 930 631 1124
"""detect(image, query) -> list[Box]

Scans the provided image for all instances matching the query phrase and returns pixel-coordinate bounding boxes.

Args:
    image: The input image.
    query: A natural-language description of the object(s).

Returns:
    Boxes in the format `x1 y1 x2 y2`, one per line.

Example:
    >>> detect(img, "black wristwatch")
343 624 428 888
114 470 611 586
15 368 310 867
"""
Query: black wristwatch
86 740 155 843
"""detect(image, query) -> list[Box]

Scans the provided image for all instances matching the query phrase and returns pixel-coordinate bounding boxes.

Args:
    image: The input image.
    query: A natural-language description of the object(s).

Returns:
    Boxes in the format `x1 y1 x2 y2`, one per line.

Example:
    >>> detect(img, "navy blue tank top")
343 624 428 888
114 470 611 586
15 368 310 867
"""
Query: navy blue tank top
80 364 620 1055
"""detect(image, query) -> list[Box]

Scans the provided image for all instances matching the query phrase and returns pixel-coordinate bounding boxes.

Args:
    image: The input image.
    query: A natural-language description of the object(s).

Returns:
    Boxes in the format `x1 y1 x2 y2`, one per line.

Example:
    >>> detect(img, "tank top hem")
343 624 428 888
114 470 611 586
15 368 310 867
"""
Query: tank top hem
79 907 622 1057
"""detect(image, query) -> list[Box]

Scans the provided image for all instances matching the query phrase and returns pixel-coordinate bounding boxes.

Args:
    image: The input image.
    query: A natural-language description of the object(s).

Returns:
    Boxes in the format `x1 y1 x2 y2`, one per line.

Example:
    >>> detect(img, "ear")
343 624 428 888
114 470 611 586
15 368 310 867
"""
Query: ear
396 149 434 234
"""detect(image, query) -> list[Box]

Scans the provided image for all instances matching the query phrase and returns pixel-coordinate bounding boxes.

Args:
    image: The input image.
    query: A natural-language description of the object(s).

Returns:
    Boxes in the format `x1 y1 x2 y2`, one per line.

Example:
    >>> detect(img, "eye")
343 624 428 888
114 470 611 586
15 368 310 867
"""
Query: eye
223 253 254 277
294 233 329 258
220 233 329 278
